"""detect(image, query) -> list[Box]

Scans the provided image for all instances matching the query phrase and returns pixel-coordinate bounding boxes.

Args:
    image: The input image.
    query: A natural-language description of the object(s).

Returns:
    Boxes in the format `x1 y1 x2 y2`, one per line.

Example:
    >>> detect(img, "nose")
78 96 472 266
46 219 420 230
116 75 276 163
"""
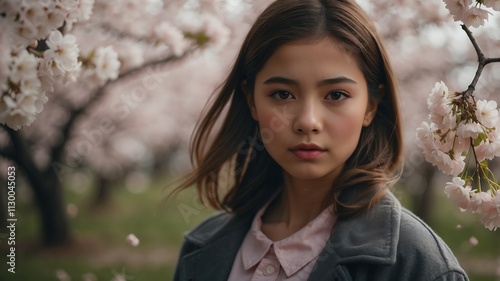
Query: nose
293 99 322 134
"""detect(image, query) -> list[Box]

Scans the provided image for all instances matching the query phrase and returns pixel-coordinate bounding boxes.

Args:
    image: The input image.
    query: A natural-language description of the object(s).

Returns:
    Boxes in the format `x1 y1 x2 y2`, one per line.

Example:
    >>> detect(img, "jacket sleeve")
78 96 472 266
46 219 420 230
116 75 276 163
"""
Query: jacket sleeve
394 210 470 281
431 271 469 281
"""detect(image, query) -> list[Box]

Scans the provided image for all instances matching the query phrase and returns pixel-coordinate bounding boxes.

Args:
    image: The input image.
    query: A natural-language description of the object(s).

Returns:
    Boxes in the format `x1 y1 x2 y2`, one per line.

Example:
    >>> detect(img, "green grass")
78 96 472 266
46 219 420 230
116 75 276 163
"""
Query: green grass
1 260 174 281
0 176 214 281
1 177 499 280
395 187 500 280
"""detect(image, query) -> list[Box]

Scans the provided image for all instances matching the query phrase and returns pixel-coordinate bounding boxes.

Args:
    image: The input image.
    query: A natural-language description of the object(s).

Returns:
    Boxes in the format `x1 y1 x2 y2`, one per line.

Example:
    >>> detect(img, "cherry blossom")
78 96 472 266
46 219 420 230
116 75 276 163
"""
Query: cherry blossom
475 140 499 162
443 0 499 27
9 50 40 85
443 0 473 22
416 122 466 176
469 236 479 246
456 122 483 139
427 81 452 116
417 0 500 231
0 0 231 131
462 7 492 28
82 46 121 85
483 0 500 11
418 79 500 230
0 30 10 91
126 233 140 247
55 269 71 281
480 196 500 230
0 93 47 130
475 100 499 128
82 273 97 281
154 22 189 56
44 31 81 76
66 0 95 28
200 14 231 49
444 177 472 210
469 191 493 214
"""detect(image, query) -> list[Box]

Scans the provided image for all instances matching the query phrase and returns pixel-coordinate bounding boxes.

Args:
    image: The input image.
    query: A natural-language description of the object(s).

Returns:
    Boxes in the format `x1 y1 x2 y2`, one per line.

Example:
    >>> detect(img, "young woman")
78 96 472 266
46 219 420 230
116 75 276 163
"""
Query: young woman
171 0 469 280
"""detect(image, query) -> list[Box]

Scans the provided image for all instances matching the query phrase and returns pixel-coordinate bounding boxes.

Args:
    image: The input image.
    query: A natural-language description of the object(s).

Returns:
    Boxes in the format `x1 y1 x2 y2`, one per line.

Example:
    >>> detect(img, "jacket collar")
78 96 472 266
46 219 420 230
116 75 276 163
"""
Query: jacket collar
180 192 401 280
307 192 401 280
184 211 253 247
331 191 401 265
178 212 254 281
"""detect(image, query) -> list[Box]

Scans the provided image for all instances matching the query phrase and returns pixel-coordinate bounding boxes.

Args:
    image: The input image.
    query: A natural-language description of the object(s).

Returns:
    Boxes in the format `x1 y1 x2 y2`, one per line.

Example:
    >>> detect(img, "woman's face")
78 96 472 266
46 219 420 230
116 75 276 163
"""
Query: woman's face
247 37 377 184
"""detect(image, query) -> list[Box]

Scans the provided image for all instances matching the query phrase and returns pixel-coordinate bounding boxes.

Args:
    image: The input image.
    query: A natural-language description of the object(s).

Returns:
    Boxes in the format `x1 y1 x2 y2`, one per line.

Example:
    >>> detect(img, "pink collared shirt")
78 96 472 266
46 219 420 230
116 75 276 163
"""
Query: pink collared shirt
227 203 337 281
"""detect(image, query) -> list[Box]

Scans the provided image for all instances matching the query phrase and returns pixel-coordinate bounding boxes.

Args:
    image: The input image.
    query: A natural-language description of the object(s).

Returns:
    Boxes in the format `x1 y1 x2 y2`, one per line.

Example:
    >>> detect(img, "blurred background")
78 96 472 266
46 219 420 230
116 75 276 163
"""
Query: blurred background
0 0 499 280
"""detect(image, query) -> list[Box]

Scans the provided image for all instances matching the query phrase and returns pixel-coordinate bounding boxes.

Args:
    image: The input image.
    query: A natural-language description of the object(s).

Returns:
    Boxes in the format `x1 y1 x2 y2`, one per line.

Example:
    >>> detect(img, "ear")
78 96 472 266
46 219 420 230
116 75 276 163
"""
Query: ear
363 98 378 127
363 84 384 126
242 80 258 121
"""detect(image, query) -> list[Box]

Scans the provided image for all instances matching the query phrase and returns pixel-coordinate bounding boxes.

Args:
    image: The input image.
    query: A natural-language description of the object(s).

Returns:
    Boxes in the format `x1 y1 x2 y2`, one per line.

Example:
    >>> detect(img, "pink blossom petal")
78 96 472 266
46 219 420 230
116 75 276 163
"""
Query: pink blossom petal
469 236 478 246
126 233 140 247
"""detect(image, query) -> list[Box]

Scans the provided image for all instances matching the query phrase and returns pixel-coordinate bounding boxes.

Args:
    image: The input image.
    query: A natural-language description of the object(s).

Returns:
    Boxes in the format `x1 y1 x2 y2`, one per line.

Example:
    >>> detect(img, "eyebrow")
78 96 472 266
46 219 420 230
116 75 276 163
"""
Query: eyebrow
263 76 357 87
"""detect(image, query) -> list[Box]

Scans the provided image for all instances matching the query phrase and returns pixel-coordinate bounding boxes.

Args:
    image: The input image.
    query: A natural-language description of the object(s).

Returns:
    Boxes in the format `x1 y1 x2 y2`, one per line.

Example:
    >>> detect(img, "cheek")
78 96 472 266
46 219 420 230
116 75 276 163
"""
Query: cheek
254 109 291 151
256 106 291 133
256 109 274 127
339 101 369 131
327 112 366 140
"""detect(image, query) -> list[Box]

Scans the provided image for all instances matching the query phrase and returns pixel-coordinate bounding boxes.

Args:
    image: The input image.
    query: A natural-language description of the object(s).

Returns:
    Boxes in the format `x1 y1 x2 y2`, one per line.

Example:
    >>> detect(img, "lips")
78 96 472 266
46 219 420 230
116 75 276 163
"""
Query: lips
290 143 326 160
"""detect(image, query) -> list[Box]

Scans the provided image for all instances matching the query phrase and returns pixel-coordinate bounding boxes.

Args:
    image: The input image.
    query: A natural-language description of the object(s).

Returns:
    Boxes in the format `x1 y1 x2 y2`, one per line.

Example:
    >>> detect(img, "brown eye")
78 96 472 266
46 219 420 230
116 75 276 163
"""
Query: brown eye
326 91 349 101
272 90 294 100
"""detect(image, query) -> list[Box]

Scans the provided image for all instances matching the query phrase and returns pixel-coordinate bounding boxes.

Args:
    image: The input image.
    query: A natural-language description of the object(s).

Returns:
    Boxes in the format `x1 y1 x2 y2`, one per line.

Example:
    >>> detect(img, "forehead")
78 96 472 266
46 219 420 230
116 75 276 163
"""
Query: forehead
256 37 364 82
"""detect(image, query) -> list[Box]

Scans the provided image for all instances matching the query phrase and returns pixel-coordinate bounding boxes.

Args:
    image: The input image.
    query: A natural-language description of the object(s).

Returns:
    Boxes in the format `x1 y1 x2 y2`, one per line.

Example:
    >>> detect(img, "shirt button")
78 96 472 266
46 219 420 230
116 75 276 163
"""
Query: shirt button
264 264 276 275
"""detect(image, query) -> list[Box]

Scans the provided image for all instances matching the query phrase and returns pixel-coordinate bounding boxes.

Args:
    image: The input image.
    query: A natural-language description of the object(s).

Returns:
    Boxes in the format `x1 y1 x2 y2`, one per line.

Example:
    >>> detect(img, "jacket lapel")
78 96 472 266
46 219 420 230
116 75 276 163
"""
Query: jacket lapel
307 192 401 281
177 212 254 281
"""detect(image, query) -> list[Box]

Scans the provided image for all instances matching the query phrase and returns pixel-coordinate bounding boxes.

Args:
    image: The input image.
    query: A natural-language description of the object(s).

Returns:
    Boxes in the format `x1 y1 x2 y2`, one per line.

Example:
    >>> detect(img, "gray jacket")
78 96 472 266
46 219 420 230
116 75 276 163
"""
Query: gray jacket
173 192 469 281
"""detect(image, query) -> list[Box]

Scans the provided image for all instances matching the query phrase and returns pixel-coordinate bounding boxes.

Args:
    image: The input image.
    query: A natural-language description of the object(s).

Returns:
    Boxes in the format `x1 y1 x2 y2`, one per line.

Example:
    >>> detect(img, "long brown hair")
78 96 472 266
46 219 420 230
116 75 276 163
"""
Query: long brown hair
170 0 403 218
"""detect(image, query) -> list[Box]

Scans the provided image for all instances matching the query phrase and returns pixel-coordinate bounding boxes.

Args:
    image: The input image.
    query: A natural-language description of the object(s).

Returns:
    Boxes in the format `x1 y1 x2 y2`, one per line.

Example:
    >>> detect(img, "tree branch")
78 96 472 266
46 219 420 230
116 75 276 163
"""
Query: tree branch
485 57 500 64
461 25 500 98
49 47 197 168
97 23 158 44
462 25 485 62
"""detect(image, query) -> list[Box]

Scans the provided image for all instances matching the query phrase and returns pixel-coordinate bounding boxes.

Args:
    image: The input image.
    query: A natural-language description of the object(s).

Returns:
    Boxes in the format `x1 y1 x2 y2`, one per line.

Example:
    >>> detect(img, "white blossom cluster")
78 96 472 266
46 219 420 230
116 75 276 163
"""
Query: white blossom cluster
1 1 231 131
417 82 500 230
0 0 121 130
445 177 500 230
176 13 231 51
443 0 500 27
152 12 231 57
81 46 121 85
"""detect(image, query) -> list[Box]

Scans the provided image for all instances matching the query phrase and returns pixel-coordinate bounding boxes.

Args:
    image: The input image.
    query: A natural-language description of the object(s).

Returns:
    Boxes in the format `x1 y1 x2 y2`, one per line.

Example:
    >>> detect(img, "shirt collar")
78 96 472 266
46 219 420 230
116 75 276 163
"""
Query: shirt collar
241 202 337 277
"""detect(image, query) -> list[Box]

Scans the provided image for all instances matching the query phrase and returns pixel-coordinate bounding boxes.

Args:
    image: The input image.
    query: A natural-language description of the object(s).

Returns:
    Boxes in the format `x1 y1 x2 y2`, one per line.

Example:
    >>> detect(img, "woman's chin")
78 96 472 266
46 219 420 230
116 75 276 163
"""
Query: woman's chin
283 169 334 182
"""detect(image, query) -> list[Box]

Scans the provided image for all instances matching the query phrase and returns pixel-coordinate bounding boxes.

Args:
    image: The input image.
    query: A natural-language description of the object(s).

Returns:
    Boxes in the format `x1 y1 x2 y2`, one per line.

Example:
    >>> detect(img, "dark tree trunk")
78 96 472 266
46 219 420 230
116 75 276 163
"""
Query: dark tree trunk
5 128 70 246
0 175 6 231
92 176 112 207
411 163 437 224
31 176 70 246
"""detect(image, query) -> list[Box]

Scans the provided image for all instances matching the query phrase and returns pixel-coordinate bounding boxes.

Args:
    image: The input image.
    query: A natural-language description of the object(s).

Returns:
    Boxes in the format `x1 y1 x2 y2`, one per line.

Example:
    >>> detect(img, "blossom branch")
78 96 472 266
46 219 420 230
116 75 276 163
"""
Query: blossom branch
97 23 158 44
418 0 500 231
462 24 500 97
50 47 196 165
